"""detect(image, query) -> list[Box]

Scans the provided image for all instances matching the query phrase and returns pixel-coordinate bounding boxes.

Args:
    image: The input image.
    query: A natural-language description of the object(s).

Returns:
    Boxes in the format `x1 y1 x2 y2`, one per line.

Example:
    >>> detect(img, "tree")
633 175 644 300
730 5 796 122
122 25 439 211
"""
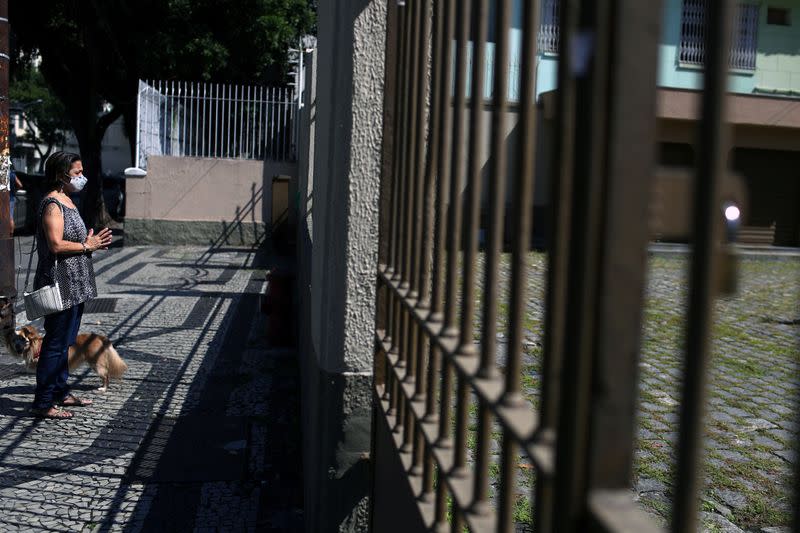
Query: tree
11 0 315 228
9 67 72 172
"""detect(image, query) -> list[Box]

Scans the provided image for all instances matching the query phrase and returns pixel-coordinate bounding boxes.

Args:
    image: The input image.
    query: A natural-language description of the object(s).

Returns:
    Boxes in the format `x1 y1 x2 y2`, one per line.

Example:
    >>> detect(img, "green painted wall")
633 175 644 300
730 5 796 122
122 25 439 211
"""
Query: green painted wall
657 0 800 96
754 0 800 94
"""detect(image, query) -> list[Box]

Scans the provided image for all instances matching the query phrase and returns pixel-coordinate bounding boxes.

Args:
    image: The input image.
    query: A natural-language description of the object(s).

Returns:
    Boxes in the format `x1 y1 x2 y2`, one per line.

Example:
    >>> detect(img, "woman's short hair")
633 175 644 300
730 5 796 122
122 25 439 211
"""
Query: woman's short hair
44 151 81 191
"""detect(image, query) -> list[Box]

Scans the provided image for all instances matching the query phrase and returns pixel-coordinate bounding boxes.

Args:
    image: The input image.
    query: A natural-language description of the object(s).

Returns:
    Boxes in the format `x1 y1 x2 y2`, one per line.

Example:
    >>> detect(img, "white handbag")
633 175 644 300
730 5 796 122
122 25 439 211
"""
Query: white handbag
23 241 65 321
24 281 64 320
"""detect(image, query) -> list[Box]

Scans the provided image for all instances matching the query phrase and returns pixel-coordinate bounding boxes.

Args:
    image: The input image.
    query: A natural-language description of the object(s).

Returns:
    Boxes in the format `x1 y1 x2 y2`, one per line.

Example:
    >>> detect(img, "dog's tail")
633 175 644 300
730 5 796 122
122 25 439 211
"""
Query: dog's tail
106 343 128 379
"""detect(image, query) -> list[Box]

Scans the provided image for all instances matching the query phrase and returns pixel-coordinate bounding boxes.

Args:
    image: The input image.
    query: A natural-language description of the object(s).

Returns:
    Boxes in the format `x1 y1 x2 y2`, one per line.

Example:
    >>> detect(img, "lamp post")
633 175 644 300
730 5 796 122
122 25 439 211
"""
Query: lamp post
0 0 14 336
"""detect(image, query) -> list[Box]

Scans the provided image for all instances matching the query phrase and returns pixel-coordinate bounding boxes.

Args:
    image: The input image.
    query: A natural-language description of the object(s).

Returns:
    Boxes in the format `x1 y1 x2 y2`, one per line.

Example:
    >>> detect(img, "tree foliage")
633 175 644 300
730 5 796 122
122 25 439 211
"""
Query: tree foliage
11 0 315 227
9 67 71 172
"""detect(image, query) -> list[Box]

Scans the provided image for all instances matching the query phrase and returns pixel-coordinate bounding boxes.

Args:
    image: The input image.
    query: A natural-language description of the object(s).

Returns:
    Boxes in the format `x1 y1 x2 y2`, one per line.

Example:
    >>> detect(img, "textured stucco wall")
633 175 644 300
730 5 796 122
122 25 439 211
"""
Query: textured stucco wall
297 0 386 531
313 0 385 374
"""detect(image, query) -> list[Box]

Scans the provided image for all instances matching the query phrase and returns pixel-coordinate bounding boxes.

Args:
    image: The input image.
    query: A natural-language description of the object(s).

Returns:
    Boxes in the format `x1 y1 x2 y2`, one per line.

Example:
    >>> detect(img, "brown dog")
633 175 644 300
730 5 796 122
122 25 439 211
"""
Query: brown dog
4 325 127 392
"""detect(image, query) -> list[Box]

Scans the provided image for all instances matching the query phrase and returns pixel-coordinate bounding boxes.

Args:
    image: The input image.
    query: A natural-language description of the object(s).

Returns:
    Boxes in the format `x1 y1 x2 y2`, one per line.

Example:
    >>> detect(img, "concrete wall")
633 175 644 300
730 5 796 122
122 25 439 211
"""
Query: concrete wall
125 155 297 245
295 0 386 530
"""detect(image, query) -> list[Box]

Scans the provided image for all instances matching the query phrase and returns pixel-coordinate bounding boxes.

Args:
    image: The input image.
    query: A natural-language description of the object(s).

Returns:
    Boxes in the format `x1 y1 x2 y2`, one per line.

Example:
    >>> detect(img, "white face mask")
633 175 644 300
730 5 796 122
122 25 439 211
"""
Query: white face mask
68 174 88 192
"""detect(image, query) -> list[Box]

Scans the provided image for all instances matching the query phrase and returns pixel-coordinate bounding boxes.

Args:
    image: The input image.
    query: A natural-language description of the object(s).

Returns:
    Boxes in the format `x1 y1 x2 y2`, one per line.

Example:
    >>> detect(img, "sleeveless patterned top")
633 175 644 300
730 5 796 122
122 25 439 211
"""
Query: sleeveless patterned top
33 197 98 310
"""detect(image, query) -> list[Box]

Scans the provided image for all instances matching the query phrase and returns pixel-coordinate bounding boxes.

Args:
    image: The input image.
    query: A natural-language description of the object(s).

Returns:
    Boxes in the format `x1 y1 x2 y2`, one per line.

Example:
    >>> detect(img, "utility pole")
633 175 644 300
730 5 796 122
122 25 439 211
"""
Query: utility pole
0 0 14 335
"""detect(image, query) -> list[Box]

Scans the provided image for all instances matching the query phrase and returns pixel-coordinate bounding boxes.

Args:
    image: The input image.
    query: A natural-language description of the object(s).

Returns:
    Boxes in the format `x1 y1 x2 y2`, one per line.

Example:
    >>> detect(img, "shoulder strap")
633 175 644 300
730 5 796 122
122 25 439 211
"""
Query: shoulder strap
25 197 63 291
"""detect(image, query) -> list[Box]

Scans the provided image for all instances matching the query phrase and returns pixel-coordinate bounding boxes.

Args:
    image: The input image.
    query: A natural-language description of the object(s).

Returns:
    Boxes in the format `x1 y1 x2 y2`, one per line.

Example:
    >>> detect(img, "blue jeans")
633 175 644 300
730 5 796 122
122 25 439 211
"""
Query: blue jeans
32 303 84 410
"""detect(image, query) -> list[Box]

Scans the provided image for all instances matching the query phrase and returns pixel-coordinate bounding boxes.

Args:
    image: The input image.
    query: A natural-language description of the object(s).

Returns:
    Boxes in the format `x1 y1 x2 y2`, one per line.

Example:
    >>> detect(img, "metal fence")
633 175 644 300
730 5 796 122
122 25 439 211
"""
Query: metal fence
371 0 797 532
135 80 296 169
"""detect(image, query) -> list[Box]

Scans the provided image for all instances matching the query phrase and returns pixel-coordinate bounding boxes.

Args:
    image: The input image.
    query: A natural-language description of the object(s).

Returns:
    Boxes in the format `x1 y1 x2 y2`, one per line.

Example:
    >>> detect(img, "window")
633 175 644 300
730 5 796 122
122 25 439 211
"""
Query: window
679 0 759 71
767 7 791 26
538 0 560 54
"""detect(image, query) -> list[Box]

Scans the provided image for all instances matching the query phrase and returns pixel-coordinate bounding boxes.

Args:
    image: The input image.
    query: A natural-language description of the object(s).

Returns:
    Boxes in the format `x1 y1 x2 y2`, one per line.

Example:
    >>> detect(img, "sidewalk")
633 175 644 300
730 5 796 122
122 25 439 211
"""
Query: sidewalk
0 243 302 532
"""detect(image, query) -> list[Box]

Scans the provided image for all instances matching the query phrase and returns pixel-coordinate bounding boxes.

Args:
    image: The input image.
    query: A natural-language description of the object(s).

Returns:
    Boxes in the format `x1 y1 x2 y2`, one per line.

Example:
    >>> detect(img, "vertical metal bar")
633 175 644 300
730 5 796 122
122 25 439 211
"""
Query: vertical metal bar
244 85 250 158
251 86 257 158
169 81 175 155
673 1 734 531
269 87 275 159
204 82 209 157
278 88 283 160
283 87 289 160
135 80 142 167
414 0 441 496
410 0 432 479
474 0 512 516
400 0 422 457
536 0 577 528
233 84 239 157
552 0 614 529
206 82 212 157
586 0 664 500
226 84 232 159
453 0 489 508
402 0 423 441
181 82 187 156
378 0 400 414
192 81 198 156
497 0 539 531
283 88 292 161
391 3 408 286
278 87 283 160
159 80 166 156
425 0 457 472
215 83 220 158
442 0 470 338
386 0 408 410
279 87 284 160
436 0 471 525
262 85 266 160
285 88 291 160
395 0 415 438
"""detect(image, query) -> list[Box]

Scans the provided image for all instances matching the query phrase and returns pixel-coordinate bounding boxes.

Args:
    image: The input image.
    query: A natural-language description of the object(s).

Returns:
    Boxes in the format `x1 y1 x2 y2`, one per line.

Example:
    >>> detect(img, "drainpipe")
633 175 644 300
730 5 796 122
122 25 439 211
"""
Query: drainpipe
0 0 14 335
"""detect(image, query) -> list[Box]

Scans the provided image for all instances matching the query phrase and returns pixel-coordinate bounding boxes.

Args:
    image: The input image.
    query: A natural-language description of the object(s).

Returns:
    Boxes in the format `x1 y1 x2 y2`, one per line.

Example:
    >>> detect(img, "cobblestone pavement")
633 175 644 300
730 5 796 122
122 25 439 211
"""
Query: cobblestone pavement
471 252 799 532
0 244 302 532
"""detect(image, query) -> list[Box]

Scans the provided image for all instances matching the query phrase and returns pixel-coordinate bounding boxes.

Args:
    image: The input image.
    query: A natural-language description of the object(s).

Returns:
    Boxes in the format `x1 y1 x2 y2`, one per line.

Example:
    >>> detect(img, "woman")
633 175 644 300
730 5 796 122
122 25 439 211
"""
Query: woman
30 151 113 419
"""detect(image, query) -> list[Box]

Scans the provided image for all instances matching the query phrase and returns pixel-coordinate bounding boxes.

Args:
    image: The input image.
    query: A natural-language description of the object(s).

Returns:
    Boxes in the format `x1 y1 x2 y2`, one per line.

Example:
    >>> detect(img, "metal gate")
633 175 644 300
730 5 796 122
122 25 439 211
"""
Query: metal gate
370 0 799 532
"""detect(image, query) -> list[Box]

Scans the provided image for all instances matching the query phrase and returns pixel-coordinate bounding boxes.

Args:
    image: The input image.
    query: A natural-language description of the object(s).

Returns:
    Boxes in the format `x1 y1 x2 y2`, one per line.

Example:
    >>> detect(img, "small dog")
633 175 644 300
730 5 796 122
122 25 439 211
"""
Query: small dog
3 325 127 392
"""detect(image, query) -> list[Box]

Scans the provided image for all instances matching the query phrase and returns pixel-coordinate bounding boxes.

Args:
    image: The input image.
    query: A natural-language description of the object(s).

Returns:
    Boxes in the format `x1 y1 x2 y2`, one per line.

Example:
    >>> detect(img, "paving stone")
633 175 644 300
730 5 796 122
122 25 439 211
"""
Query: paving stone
753 435 783 450
714 489 749 511
773 450 797 464
636 477 667 494
743 418 778 431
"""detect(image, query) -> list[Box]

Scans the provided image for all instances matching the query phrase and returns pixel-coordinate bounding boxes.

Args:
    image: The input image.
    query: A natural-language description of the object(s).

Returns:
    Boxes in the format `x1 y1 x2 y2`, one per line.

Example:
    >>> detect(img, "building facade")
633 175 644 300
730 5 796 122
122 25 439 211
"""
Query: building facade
532 0 800 245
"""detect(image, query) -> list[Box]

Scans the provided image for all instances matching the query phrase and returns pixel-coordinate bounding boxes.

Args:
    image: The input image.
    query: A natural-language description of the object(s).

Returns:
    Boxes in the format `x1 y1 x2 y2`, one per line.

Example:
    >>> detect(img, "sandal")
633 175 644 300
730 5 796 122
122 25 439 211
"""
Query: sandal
31 407 74 420
57 394 93 407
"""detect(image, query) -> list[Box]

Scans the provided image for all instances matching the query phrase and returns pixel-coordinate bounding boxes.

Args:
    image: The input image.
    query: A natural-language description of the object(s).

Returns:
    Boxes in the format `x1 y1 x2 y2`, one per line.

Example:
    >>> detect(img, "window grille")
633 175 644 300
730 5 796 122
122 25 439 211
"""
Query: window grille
538 0 560 54
680 0 759 70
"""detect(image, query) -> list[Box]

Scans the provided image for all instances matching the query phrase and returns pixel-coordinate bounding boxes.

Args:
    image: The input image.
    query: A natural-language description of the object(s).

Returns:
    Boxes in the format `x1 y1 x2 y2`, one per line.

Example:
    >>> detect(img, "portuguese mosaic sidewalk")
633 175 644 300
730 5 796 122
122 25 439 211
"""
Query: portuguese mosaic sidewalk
0 241 302 532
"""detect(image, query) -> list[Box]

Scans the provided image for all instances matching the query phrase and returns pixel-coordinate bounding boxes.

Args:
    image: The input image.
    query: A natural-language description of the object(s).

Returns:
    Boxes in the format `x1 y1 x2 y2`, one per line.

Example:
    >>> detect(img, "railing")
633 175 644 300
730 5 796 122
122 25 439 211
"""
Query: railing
135 80 296 169
679 0 759 70
538 0 560 54
370 0 794 532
